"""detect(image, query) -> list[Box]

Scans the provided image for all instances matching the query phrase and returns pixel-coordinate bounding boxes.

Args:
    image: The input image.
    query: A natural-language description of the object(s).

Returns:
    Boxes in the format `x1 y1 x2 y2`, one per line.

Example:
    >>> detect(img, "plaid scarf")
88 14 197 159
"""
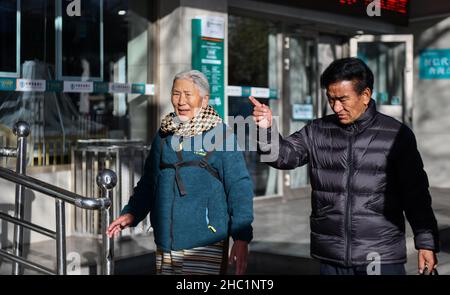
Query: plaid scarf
160 105 222 137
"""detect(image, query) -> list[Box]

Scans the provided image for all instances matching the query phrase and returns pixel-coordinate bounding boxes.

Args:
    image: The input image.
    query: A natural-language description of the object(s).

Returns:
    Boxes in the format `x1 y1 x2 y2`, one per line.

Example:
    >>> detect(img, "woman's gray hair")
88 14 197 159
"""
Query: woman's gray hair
173 70 210 98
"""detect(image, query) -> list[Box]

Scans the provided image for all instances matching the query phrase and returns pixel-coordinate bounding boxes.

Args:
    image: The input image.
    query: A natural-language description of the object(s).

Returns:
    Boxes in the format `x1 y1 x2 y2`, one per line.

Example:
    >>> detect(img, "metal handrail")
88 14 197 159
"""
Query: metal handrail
76 139 144 145
0 167 111 210
72 139 150 238
0 122 117 275
75 139 150 155
0 211 56 239
0 248 55 275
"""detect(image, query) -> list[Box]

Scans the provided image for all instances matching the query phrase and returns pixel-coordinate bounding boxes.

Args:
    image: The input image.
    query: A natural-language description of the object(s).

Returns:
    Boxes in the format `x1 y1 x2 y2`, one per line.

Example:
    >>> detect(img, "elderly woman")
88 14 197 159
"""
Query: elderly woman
107 70 254 275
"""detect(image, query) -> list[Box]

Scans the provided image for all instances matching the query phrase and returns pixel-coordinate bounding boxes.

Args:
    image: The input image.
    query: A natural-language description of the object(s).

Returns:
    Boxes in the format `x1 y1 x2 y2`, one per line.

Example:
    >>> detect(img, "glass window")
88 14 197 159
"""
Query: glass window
21 0 54 65
0 0 19 76
357 42 406 106
228 14 280 197
58 0 102 80
0 0 153 166
285 34 317 189
228 15 273 87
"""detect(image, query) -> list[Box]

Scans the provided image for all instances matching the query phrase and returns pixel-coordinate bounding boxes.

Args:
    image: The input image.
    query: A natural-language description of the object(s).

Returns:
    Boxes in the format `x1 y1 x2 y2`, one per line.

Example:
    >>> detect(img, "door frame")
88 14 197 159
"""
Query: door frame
280 29 319 198
349 34 414 126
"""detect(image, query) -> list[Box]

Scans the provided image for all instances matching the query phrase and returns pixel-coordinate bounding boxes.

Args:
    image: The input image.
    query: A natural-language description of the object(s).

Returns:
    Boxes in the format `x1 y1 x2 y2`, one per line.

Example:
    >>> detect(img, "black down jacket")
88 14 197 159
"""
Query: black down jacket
259 100 439 266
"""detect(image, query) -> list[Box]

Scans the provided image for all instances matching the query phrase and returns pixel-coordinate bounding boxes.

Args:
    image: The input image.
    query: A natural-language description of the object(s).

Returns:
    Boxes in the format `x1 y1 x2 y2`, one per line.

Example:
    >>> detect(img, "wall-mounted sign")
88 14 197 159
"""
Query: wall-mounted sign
199 15 225 39
251 87 271 98
419 49 450 79
0 78 155 95
145 84 155 95
110 83 132 94
293 104 314 120
63 81 94 93
226 86 278 99
16 79 46 92
192 17 225 118
227 86 242 97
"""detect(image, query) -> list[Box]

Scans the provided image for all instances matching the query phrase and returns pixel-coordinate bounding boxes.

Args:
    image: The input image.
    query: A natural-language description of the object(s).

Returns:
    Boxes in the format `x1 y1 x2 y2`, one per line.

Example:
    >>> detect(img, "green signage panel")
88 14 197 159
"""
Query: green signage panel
241 87 251 97
46 80 63 92
192 18 225 118
94 82 110 93
0 78 16 91
132 83 146 94
269 89 278 99
420 49 450 79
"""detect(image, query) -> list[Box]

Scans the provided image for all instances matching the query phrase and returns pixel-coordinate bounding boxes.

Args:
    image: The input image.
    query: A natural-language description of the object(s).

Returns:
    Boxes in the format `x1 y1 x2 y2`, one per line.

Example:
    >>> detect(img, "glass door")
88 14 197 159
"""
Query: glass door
227 14 282 198
227 16 320 198
281 31 318 196
350 35 413 126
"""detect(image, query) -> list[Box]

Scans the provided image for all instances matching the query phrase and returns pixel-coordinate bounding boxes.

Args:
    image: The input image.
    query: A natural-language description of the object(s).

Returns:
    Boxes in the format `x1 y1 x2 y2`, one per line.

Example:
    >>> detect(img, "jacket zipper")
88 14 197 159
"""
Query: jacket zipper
345 134 354 266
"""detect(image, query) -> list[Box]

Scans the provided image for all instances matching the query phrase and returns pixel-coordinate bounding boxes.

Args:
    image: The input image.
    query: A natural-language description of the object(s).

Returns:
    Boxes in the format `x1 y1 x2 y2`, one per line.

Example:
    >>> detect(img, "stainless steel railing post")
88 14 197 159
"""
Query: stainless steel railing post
55 199 67 275
97 169 117 275
0 164 113 275
12 121 30 275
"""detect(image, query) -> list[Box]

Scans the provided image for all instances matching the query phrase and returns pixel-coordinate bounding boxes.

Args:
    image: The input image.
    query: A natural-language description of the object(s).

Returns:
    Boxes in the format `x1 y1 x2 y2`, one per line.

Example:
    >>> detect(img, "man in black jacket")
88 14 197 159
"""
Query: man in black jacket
251 57 439 275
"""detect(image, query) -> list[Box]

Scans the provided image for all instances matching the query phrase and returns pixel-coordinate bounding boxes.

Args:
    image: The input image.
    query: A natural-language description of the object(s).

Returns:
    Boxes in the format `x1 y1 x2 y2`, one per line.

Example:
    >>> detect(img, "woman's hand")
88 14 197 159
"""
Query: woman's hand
229 240 249 275
107 213 135 238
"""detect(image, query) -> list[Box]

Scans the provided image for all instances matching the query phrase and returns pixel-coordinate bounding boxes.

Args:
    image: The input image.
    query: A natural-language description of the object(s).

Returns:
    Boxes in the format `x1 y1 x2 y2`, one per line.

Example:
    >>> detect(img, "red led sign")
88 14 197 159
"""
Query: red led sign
258 0 410 25
339 0 408 14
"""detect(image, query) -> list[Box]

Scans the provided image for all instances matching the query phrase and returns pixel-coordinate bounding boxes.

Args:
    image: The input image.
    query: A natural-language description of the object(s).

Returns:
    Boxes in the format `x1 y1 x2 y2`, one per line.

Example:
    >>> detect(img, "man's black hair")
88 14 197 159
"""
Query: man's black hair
320 57 374 94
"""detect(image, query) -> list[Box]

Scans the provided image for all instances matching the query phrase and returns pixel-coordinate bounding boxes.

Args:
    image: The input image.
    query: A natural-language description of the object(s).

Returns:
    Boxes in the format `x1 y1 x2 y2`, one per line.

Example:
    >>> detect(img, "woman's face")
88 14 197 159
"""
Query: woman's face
171 79 208 121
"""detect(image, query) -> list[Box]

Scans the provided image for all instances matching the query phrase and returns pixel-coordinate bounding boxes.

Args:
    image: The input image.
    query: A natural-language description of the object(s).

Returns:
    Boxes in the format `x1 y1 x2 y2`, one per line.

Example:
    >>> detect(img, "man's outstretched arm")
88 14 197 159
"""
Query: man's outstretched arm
250 96 310 169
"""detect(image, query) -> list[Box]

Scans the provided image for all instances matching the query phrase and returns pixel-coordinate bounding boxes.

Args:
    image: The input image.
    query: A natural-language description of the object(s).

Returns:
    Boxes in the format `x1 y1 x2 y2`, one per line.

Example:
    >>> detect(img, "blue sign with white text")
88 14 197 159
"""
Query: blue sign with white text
420 49 450 79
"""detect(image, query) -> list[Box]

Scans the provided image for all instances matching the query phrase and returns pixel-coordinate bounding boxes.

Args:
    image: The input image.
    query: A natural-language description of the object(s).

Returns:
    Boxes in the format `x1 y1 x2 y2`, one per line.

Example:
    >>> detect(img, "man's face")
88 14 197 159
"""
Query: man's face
326 80 371 125
171 79 208 121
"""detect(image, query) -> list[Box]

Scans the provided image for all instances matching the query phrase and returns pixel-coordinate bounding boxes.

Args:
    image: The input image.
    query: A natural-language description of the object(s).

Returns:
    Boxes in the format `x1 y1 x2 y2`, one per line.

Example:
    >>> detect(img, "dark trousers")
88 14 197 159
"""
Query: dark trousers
320 262 406 275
